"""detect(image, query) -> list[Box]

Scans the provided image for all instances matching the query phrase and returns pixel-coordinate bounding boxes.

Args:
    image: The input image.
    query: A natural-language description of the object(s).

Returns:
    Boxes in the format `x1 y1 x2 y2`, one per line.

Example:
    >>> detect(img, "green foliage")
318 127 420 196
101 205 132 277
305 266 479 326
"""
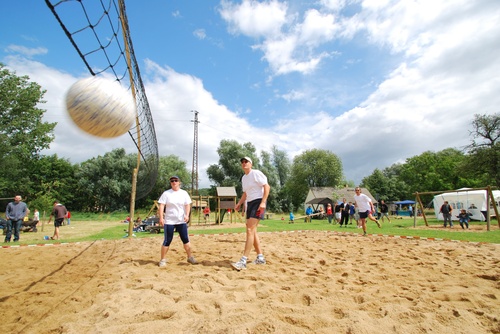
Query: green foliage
207 139 257 193
285 149 343 209
140 155 191 206
268 146 292 212
29 155 77 207
74 149 136 212
464 113 500 187
0 64 56 197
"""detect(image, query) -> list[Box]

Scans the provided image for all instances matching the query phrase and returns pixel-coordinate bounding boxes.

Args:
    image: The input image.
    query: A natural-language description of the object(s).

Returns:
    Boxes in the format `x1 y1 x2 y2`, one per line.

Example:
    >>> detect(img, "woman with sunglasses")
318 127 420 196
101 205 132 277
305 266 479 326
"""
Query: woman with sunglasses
157 175 197 267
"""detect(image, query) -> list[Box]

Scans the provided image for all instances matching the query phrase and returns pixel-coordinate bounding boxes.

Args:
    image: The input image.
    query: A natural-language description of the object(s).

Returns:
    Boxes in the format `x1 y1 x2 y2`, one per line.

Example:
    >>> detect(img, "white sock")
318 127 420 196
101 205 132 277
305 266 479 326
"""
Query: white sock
257 254 264 259
241 256 248 263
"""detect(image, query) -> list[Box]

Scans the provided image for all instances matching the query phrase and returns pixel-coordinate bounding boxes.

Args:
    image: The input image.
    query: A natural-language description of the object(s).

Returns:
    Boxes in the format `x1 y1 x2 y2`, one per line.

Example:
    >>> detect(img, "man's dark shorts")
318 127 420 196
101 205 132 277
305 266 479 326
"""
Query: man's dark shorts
246 198 264 219
359 210 369 219
55 218 64 227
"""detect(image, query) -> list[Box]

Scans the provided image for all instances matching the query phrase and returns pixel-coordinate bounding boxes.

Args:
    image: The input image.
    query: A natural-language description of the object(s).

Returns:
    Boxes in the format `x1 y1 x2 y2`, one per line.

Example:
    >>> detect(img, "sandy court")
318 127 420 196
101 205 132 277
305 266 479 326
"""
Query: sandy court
1 231 499 334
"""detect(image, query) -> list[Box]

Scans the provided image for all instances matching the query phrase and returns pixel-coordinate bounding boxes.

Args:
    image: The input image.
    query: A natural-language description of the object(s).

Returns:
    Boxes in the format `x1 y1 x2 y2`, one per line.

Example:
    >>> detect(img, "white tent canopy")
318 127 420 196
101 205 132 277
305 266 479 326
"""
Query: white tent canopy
433 188 500 221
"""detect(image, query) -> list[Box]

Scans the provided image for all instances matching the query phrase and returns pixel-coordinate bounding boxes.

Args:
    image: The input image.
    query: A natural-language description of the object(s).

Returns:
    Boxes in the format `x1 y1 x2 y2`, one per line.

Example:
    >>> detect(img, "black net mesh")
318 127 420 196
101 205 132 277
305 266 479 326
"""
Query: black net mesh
45 0 159 200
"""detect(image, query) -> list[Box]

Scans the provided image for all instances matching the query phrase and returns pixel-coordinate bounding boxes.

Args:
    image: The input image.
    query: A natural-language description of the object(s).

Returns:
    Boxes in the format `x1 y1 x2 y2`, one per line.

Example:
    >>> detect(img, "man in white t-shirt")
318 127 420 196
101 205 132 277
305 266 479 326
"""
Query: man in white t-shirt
157 175 197 267
232 157 270 271
353 187 381 236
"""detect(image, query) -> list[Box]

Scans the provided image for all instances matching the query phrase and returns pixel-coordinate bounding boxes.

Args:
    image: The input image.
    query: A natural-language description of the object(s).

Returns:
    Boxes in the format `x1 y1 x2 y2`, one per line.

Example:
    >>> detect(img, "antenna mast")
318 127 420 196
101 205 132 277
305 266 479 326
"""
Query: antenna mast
191 110 199 196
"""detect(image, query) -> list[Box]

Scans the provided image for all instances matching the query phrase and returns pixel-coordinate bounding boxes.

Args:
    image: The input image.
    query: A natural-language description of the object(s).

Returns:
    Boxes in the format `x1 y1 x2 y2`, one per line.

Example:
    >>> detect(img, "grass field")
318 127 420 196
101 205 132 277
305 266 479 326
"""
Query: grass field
4 211 500 245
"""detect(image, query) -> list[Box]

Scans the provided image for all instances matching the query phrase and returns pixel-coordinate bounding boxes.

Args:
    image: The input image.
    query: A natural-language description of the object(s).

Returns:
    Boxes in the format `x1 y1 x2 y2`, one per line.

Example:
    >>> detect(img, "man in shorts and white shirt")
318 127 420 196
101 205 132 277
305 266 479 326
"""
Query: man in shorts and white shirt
232 157 270 271
353 187 381 236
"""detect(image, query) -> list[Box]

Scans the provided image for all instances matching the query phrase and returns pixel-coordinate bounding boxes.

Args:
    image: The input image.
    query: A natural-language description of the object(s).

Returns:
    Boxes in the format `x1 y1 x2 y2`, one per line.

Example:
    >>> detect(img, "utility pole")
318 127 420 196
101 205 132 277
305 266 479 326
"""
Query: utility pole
191 110 199 197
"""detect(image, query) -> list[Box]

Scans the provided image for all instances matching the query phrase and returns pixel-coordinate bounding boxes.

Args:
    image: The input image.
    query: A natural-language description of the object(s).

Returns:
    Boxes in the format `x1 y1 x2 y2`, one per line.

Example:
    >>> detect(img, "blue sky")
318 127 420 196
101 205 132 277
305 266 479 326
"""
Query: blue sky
1 0 500 188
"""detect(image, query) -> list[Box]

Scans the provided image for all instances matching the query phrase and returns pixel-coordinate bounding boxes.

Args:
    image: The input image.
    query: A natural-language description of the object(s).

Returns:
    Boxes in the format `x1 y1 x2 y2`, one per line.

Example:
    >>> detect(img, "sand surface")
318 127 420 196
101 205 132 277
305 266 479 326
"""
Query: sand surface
1 231 499 333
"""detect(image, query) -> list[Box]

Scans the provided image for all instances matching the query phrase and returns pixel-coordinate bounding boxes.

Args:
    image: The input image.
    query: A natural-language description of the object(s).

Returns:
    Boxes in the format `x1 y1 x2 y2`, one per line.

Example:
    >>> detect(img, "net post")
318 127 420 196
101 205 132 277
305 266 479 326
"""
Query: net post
128 168 138 238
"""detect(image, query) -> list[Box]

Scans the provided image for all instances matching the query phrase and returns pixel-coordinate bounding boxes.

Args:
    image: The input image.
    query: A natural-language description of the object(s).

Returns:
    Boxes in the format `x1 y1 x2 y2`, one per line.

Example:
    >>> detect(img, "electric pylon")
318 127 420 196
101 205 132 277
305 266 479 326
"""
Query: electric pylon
191 110 199 196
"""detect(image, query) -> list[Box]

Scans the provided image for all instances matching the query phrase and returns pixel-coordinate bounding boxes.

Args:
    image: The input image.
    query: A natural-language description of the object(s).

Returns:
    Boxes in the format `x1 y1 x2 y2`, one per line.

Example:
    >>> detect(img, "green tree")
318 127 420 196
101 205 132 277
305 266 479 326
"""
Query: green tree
74 149 136 212
398 149 469 196
270 146 292 212
206 139 258 194
464 113 500 187
141 155 191 206
259 150 280 212
0 64 56 197
361 165 411 201
27 154 77 210
285 149 343 209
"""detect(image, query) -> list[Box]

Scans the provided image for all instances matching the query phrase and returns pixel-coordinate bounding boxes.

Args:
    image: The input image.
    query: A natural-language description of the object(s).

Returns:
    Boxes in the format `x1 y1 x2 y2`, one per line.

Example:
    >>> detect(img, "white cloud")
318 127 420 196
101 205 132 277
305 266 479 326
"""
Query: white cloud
193 29 206 40
5 45 48 57
219 0 288 38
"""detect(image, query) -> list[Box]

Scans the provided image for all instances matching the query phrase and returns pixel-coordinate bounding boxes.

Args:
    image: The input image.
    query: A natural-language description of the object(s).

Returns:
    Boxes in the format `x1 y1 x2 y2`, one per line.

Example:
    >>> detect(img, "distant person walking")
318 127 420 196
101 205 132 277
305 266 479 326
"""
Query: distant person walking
4 195 28 243
379 200 391 223
232 157 270 271
47 201 67 240
353 187 381 236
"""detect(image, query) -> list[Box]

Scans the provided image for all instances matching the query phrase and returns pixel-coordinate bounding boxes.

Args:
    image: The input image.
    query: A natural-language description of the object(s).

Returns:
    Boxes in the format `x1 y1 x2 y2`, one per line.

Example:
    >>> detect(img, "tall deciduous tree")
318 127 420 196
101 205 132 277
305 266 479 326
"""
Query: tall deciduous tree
141 155 191 206
74 149 136 212
270 146 292 212
465 113 500 187
0 64 56 197
206 139 258 194
361 165 411 201
398 149 469 195
285 149 343 209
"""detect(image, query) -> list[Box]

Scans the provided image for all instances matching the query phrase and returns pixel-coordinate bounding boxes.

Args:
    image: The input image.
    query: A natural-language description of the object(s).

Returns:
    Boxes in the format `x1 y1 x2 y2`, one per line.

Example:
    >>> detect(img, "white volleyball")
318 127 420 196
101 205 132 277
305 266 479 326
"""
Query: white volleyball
65 76 136 138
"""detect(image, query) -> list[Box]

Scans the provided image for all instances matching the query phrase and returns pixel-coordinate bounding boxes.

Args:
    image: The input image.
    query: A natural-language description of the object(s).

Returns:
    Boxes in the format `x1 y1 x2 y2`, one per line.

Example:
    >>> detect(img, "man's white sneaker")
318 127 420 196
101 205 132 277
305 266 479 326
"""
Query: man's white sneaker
231 260 247 271
252 257 266 265
158 259 167 268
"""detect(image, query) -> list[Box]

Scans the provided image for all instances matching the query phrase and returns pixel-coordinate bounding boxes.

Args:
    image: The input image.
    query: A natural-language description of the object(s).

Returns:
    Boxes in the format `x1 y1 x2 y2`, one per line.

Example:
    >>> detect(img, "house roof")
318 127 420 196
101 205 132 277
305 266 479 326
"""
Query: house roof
216 187 237 197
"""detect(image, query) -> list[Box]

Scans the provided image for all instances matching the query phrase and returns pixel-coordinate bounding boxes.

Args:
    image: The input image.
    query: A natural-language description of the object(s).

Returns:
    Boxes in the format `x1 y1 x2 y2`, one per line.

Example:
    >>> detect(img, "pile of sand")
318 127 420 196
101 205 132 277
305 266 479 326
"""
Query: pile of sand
1 231 499 333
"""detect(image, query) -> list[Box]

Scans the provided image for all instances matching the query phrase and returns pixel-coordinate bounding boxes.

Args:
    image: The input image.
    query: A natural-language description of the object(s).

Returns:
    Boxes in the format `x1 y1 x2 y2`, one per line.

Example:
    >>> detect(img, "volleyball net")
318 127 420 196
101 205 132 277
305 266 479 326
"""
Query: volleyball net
45 0 159 201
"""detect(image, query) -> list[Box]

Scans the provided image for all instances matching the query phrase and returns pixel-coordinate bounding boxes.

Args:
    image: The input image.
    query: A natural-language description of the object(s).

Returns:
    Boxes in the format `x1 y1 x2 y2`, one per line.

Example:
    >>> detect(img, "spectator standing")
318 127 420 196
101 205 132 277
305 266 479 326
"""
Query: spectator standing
349 202 356 225
326 203 334 224
33 209 40 226
440 201 453 227
339 198 350 227
66 210 71 225
4 195 28 243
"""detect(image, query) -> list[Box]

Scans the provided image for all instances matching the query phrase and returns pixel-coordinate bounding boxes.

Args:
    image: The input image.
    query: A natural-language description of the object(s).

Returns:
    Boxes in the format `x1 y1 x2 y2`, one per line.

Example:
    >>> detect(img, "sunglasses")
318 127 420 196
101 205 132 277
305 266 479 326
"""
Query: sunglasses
170 179 179 183
241 160 249 164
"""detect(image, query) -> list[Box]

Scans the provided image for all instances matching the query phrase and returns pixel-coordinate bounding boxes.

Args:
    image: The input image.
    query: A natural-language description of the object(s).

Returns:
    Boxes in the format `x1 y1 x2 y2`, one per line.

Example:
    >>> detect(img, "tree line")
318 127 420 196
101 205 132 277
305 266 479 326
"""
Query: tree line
1 64 498 215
